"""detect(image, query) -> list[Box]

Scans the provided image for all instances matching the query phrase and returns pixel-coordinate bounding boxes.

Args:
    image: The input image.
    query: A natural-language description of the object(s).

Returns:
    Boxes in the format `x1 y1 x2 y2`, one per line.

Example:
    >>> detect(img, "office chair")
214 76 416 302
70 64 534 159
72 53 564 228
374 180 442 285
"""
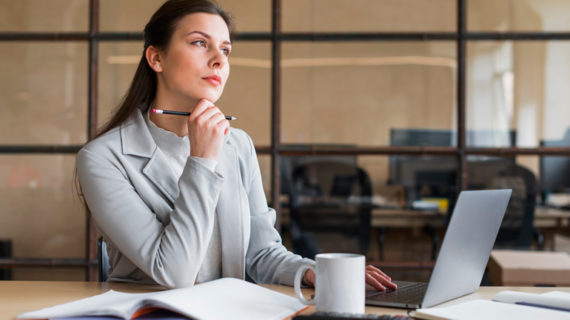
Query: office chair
97 237 110 282
489 164 544 250
288 160 373 259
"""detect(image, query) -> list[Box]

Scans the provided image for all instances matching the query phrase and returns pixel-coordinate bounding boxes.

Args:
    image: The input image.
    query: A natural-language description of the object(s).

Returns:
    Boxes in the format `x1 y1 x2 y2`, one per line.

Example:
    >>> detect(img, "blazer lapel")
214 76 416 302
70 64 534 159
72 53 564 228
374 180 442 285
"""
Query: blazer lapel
216 140 246 279
142 149 179 204
121 110 179 204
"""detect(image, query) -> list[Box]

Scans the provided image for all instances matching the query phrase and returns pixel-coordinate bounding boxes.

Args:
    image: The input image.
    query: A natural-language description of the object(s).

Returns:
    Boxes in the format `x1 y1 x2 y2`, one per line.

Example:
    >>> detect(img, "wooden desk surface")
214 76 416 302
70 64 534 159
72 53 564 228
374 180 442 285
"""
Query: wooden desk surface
1 280 569 319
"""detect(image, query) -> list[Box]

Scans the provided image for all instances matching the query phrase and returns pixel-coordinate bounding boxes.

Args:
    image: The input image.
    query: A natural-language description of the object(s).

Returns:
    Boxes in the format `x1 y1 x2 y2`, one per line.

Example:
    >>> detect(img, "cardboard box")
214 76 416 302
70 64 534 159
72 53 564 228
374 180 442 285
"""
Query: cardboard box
488 250 570 286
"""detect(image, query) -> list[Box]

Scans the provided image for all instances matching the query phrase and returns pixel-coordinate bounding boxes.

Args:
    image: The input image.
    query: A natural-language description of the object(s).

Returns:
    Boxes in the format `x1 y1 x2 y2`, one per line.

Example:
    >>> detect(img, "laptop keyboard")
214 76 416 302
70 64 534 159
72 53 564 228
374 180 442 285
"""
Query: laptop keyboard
366 281 428 304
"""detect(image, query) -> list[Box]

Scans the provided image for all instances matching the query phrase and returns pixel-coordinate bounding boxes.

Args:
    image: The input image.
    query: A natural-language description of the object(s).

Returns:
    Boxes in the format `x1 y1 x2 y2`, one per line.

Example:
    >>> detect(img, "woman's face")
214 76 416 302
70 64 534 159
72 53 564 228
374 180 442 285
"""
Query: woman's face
156 13 231 105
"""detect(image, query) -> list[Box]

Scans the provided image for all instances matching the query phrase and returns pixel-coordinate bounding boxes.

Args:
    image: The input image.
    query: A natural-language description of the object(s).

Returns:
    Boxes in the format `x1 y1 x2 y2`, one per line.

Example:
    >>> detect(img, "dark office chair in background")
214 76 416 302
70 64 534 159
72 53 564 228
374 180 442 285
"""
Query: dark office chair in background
97 237 110 282
288 161 373 259
489 164 544 250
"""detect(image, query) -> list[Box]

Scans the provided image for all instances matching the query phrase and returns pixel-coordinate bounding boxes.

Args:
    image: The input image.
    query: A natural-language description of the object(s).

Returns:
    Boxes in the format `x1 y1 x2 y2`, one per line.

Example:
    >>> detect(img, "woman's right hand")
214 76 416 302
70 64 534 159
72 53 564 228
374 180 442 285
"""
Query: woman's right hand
187 99 230 161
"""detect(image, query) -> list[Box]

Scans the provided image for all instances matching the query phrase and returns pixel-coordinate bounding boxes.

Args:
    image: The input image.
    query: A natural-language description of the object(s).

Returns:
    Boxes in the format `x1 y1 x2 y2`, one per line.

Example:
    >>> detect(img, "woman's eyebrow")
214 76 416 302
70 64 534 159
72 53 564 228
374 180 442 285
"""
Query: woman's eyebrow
186 30 232 46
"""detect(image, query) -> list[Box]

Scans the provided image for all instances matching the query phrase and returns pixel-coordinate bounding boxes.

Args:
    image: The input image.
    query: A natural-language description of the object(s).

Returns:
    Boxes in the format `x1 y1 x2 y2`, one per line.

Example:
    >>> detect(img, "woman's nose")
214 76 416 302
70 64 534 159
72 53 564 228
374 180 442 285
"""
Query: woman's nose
209 49 225 69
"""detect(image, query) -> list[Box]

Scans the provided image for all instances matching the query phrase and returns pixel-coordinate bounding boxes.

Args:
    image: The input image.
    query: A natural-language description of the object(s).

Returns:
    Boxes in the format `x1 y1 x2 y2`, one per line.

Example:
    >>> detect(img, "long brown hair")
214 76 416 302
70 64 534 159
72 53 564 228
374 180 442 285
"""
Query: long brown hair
95 0 233 139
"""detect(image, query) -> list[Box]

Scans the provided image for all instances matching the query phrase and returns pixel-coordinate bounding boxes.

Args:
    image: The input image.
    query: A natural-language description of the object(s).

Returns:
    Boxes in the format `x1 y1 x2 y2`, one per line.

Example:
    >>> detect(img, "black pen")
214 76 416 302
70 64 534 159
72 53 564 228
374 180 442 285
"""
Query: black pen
152 108 237 121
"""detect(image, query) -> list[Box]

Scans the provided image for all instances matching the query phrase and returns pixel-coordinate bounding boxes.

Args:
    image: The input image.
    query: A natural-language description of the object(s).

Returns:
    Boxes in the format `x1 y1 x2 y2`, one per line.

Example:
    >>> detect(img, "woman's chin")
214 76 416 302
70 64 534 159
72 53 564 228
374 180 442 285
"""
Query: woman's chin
192 91 221 104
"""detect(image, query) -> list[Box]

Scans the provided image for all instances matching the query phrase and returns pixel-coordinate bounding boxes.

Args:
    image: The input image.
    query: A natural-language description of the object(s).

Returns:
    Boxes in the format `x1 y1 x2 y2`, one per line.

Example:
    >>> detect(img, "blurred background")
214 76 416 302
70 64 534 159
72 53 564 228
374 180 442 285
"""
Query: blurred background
0 0 569 282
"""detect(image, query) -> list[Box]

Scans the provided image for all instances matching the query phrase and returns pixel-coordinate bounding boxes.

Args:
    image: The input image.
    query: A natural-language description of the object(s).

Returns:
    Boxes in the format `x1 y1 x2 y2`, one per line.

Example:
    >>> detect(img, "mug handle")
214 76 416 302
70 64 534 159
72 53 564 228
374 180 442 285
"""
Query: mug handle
294 264 316 305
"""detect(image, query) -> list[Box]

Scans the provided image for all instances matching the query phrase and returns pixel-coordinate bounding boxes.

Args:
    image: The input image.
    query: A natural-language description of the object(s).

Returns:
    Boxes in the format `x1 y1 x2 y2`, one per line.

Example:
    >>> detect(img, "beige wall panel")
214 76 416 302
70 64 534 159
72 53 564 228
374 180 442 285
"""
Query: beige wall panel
0 155 85 259
217 0 271 32
98 42 143 129
283 0 455 32
100 0 164 31
0 43 88 145
100 0 269 32
0 0 87 32
282 42 456 145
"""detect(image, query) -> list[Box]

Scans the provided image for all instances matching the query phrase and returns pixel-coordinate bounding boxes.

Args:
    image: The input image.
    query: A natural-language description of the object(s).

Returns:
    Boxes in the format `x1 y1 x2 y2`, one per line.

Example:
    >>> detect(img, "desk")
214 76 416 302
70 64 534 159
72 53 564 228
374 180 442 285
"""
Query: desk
370 206 570 253
1 281 569 319
370 206 570 229
280 206 570 259
534 206 570 228
281 206 570 229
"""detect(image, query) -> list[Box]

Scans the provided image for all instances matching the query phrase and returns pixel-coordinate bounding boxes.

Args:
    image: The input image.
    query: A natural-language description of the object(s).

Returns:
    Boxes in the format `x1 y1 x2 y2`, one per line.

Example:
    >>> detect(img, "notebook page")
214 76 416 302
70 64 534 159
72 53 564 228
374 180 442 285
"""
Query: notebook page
18 290 155 319
412 300 570 320
147 278 308 320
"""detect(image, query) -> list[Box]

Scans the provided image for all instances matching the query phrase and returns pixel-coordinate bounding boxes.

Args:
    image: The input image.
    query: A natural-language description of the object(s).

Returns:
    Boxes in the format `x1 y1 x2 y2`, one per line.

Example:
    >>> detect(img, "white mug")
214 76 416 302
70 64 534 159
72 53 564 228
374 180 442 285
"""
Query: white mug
294 253 365 314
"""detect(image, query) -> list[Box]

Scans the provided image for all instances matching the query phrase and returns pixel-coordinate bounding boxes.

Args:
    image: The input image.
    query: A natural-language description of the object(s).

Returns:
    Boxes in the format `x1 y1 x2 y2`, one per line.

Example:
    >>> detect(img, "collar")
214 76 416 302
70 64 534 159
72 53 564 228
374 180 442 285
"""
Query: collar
120 108 156 158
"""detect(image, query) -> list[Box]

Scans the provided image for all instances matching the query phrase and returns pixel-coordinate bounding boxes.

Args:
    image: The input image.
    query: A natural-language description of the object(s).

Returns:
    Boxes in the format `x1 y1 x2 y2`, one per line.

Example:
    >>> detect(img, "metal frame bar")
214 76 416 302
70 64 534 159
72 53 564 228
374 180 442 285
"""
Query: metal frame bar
4 32 570 42
457 0 467 190
85 0 100 282
1 0 570 276
270 0 282 219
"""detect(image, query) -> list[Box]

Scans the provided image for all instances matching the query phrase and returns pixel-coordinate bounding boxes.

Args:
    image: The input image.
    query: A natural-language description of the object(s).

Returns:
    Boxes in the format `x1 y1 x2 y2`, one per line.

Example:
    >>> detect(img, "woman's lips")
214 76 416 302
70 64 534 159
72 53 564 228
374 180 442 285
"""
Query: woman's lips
203 75 222 86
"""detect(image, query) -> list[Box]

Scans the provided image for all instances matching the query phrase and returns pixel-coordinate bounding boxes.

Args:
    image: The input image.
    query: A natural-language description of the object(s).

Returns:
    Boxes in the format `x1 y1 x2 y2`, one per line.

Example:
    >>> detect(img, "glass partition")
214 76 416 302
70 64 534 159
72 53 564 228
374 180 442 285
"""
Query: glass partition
467 41 570 147
100 0 270 32
0 0 88 32
283 0 456 32
281 41 457 146
0 42 88 145
468 0 570 32
0 155 85 259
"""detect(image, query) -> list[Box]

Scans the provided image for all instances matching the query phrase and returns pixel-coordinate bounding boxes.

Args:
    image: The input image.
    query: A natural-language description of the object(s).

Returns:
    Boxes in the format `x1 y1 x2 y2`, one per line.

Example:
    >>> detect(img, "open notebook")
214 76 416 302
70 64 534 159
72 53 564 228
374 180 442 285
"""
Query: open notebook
18 278 309 320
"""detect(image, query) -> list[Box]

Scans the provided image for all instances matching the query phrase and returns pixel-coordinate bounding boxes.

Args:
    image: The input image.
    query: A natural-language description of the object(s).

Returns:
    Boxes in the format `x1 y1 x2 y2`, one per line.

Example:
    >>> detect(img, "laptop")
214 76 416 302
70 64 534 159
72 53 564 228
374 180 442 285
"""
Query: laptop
366 189 512 309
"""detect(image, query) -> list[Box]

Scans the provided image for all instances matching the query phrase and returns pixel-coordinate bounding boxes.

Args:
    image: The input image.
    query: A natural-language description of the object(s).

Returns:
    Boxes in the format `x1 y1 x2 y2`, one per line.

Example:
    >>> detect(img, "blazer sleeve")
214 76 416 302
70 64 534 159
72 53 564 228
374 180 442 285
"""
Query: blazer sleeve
241 133 315 285
77 146 223 288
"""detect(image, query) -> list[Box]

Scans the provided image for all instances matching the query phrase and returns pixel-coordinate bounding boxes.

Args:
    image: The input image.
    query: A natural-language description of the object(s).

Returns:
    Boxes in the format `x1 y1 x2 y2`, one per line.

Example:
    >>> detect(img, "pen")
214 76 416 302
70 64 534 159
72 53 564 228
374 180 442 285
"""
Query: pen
152 108 237 121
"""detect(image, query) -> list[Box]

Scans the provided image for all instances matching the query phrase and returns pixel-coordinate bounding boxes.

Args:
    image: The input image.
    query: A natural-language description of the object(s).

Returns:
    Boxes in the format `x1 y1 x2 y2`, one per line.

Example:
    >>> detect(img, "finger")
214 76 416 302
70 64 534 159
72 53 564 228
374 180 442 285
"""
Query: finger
304 269 315 286
214 115 230 135
369 270 398 290
366 273 386 291
368 269 390 282
195 106 220 126
209 111 226 125
366 265 391 280
189 99 213 121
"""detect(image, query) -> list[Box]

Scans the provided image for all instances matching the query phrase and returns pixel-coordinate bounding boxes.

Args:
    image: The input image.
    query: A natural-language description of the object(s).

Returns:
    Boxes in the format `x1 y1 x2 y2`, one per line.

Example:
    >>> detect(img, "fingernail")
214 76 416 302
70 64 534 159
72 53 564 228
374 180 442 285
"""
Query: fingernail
224 128 229 135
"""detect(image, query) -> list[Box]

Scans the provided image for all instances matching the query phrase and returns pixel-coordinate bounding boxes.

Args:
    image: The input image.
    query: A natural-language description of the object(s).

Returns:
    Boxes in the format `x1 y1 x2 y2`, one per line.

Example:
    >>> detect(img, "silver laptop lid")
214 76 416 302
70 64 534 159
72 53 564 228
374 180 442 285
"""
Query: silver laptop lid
421 189 512 308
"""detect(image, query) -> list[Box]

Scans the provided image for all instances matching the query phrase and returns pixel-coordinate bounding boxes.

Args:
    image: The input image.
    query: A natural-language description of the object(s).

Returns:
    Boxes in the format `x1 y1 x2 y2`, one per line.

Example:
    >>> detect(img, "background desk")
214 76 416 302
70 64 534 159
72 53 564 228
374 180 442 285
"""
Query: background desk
1 281 569 319
370 206 570 251
281 206 570 259
370 206 570 228
281 206 570 229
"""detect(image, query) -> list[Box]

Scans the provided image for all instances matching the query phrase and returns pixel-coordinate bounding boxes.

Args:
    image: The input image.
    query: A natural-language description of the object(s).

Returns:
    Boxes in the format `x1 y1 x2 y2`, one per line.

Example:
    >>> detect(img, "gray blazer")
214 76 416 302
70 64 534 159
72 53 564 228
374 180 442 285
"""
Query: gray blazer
77 109 313 288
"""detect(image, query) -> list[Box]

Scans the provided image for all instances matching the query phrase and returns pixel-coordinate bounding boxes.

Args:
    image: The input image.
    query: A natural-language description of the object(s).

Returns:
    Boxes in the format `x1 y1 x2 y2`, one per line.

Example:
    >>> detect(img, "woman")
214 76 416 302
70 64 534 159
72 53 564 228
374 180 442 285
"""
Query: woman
77 0 396 290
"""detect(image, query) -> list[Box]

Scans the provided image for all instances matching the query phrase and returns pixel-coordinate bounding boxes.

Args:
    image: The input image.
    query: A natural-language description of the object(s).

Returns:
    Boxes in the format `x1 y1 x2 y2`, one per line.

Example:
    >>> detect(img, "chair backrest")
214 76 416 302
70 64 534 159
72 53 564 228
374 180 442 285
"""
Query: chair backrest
490 164 538 248
97 237 110 282
289 160 373 257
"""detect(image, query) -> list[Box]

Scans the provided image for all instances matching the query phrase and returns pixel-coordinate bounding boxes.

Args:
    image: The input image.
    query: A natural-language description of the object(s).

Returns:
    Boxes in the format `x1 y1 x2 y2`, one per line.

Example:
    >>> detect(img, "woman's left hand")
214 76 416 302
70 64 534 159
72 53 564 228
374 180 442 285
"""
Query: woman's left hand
303 265 397 291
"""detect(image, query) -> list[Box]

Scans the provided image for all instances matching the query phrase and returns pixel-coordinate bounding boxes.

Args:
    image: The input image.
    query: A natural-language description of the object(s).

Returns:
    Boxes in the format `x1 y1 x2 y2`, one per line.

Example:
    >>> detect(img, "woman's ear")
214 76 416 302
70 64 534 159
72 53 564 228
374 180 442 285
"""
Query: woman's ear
145 46 163 72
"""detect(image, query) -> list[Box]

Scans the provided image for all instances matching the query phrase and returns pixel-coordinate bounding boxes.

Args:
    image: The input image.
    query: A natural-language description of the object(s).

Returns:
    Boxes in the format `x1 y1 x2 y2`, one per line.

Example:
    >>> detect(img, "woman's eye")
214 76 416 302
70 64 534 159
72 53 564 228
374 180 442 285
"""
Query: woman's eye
221 48 231 56
191 40 206 47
